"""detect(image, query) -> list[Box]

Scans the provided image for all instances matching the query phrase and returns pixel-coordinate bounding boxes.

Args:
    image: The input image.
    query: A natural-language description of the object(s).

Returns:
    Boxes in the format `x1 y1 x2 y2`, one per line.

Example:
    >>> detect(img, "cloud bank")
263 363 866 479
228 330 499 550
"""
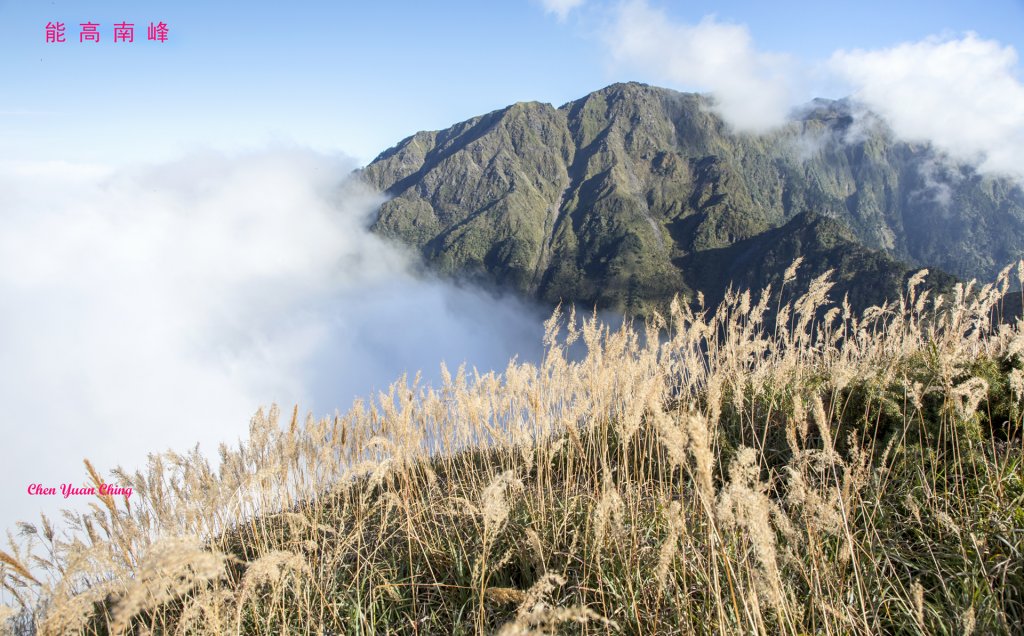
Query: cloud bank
604 0 799 132
830 34 1024 179
0 150 544 531
593 1 1024 180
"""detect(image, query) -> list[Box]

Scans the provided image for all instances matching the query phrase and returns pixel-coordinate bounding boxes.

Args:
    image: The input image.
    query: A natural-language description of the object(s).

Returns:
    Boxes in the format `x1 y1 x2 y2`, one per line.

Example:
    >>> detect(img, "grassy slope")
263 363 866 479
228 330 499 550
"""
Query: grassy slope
4 267 1024 635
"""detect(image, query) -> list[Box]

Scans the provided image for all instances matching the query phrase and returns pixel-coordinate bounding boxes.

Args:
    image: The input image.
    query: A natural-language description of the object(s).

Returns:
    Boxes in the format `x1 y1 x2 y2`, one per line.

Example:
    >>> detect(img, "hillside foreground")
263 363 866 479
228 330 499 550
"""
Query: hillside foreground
2 263 1024 634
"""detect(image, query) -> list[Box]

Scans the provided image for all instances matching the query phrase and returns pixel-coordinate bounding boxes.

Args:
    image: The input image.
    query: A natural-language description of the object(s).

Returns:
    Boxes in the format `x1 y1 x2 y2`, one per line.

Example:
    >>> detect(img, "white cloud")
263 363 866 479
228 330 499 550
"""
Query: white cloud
0 150 543 531
830 34 1024 179
594 3 1024 180
541 0 587 21
604 0 798 132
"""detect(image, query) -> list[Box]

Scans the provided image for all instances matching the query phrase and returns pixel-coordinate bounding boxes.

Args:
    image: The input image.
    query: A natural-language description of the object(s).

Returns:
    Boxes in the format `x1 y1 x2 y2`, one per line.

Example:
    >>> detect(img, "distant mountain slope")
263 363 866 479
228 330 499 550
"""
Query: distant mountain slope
678 210 958 312
361 82 1023 311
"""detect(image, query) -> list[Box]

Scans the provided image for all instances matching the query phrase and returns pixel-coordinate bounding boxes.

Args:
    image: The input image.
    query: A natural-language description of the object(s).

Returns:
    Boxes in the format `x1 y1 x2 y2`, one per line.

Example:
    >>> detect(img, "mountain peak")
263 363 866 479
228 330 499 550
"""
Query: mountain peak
363 83 1023 313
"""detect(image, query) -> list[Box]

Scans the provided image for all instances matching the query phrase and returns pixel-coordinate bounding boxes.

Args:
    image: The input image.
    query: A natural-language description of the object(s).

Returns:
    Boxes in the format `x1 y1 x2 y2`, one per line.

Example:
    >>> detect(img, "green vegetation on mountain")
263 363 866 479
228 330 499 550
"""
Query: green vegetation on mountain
362 82 1024 312
679 210 959 311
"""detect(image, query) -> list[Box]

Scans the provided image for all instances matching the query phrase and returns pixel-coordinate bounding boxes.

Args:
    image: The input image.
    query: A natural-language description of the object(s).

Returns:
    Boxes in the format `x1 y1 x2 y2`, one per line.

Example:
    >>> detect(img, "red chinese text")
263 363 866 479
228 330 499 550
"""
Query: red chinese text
79 22 100 43
45 22 66 44
113 22 134 44
147 21 169 43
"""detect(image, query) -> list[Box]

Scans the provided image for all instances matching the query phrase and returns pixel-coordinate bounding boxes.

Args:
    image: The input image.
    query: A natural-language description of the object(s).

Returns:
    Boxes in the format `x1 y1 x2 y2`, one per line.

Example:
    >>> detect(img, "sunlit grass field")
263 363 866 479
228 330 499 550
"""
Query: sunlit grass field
4 262 1024 634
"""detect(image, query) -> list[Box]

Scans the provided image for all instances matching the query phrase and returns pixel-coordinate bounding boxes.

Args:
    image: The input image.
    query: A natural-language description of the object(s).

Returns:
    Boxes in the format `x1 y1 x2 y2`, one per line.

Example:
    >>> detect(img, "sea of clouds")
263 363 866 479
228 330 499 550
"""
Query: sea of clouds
0 150 545 531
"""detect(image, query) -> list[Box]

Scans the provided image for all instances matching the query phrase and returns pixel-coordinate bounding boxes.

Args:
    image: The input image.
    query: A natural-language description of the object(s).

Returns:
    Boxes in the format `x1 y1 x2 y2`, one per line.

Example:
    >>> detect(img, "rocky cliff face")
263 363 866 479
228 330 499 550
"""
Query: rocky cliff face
361 82 1023 312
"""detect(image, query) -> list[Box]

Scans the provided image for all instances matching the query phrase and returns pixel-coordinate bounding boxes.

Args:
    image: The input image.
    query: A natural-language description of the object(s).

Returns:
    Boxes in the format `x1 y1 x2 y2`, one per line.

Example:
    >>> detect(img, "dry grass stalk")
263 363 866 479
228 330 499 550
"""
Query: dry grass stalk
1 261 1022 634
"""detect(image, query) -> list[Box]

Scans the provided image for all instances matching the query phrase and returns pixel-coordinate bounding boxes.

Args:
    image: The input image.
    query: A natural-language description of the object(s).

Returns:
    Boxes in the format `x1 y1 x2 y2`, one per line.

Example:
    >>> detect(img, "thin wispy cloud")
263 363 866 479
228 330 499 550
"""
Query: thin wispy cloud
540 0 587 21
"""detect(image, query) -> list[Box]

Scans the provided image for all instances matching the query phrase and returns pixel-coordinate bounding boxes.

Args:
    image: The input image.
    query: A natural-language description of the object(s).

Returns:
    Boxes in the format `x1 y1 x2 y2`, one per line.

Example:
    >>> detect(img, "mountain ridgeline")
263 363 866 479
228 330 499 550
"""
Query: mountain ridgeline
361 82 1023 313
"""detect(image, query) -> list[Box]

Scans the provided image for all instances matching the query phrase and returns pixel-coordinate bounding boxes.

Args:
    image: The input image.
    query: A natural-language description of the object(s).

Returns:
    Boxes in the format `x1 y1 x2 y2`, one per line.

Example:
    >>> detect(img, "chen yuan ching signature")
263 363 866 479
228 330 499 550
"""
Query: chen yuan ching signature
27 483 134 499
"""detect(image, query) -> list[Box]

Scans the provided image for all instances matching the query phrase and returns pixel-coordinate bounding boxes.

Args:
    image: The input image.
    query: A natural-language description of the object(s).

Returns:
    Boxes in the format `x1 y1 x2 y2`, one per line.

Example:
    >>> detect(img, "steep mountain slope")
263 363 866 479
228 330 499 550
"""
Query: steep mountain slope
679 210 958 312
361 82 1024 311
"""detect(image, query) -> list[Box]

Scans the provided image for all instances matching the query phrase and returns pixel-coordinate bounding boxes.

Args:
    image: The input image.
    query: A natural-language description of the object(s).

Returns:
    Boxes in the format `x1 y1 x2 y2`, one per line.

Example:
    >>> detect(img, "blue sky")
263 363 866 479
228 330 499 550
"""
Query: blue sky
1 0 1022 165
